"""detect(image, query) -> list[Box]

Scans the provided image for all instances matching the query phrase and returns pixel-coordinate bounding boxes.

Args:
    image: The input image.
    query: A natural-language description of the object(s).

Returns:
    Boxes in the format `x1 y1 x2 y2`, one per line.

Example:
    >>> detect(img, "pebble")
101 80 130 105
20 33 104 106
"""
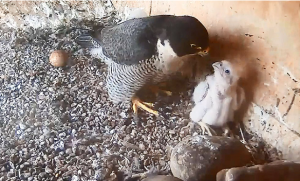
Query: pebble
169 130 176 135
23 172 31 178
59 132 66 138
66 148 72 154
45 166 53 173
38 172 46 178
139 144 146 150
19 123 26 130
170 135 252 181
7 172 14 178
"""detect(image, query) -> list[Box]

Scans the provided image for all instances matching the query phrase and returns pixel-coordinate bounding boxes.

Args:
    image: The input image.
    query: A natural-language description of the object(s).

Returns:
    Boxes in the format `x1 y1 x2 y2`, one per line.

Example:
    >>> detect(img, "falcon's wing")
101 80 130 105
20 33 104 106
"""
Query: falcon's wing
100 18 159 65
190 75 213 122
76 16 171 65
231 86 245 111
192 75 210 104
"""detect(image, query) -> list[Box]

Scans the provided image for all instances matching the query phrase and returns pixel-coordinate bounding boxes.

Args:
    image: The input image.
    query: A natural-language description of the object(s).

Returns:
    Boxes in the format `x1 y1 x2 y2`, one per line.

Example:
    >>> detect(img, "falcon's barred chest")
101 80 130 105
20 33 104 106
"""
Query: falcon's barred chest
106 55 167 103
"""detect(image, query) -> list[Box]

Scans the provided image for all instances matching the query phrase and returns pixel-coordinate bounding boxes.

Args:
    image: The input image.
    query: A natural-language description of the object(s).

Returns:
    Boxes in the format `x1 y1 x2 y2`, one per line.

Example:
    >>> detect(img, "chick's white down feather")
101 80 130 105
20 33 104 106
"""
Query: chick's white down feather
190 60 245 127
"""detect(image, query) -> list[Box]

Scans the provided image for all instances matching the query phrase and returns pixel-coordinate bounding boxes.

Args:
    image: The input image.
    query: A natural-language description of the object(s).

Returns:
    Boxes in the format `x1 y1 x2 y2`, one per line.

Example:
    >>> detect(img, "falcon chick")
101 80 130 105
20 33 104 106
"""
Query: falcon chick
76 15 209 116
188 60 245 136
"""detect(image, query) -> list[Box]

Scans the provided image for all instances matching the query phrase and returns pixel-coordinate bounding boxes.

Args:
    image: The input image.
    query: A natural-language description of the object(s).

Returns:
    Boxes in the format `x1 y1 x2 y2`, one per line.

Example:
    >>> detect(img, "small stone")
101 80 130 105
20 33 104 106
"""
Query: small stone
0 176 7 181
131 130 137 136
23 172 31 178
59 132 66 138
19 123 26 130
169 130 176 135
45 166 53 173
7 172 14 178
139 143 146 150
1 167 5 172
66 148 72 154
38 172 46 178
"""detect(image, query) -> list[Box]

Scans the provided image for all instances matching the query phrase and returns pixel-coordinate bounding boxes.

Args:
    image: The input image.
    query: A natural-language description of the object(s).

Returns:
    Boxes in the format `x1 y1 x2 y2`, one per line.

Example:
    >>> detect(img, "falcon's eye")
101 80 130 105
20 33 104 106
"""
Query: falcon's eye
225 70 230 74
190 44 197 48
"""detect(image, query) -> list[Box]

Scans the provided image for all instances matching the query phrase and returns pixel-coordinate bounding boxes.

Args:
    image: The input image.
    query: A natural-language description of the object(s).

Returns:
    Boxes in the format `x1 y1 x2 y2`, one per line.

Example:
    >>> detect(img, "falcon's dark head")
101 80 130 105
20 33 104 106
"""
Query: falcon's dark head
164 15 210 57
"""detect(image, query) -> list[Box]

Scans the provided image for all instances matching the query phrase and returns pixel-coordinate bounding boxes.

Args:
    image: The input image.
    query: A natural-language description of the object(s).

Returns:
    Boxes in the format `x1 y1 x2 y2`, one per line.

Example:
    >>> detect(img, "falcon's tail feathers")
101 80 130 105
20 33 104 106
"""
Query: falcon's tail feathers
75 33 102 49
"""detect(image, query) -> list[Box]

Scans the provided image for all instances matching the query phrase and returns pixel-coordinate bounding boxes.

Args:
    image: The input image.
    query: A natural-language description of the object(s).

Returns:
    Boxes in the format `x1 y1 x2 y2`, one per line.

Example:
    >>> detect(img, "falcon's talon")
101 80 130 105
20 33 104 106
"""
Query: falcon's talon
162 90 172 96
132 96 159 116
143 102 154 107
149 86 172 96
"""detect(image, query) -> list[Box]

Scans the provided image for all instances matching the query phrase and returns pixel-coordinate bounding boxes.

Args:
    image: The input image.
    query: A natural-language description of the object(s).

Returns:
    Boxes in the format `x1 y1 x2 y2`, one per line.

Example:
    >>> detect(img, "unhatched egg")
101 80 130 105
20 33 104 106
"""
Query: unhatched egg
49 50 68 67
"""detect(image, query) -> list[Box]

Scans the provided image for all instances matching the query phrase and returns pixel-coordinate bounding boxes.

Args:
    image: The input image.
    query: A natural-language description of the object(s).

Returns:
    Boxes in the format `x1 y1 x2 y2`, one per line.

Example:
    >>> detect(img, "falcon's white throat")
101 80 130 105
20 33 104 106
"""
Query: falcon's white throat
90 47 114 65
155 39 184 74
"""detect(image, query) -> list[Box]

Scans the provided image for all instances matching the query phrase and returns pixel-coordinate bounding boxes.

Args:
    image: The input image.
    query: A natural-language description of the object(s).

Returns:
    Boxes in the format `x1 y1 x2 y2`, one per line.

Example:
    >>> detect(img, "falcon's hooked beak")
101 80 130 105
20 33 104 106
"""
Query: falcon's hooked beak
190 44 209 57
197 47 210 57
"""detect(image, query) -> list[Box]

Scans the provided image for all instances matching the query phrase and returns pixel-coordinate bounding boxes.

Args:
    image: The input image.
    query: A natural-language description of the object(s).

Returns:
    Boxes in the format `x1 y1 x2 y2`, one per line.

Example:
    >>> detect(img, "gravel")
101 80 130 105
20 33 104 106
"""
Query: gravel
0 5 280 181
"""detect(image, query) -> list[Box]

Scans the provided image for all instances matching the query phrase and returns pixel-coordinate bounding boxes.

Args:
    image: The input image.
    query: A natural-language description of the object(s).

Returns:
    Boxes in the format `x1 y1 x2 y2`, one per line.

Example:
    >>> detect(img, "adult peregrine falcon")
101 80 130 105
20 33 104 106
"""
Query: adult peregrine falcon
76 15 209 116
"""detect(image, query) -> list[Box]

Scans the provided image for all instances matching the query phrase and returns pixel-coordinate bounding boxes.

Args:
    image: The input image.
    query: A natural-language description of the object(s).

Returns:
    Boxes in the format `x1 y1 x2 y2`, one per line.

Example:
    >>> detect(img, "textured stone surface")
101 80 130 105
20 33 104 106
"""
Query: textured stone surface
216 160 300 181
0 1 115 29
142 175 183 181
111 0 300 161
170 135 252 181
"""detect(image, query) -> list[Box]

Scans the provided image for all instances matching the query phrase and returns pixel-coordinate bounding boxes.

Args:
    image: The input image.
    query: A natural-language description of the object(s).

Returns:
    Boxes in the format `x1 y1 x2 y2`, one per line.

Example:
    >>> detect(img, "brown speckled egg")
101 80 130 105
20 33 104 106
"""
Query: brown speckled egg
49 50 68 67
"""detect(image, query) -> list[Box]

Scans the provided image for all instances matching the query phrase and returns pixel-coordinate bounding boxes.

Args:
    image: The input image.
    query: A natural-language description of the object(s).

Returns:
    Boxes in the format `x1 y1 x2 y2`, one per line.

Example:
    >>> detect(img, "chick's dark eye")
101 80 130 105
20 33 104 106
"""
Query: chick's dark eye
225 70 230 74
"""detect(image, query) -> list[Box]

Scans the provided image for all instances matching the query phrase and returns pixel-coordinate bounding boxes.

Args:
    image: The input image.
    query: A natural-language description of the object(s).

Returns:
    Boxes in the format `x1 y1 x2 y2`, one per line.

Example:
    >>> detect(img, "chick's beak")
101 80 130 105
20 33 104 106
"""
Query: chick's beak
212 62 220 69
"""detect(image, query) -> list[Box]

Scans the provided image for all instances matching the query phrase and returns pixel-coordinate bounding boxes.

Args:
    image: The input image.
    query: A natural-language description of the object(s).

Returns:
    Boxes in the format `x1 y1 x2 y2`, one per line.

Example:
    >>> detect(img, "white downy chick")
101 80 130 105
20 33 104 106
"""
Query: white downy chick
189 60 245 135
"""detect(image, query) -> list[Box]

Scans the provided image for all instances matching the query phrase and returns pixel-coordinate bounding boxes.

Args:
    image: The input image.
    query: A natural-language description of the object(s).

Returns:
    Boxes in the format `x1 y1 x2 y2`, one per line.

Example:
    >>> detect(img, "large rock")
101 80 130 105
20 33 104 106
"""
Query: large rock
170 135 252 181
216 160 300 181
142 175 183 181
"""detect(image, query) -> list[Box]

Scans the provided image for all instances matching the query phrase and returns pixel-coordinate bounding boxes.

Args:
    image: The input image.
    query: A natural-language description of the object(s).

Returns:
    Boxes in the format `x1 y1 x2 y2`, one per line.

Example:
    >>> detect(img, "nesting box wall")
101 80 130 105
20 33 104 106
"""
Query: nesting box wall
112 1 300 160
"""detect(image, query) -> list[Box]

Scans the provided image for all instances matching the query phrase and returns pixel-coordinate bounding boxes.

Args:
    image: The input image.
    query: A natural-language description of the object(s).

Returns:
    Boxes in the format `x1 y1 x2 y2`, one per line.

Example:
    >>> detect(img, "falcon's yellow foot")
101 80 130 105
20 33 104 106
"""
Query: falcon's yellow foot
132 96 158 116
148 85 172 96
